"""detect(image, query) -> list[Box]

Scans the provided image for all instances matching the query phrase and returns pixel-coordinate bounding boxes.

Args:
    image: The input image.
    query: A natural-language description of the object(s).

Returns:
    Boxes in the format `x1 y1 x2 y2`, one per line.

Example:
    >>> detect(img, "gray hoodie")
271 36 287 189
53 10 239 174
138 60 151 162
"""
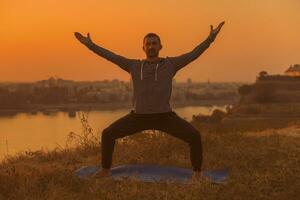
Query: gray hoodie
87 36 213 114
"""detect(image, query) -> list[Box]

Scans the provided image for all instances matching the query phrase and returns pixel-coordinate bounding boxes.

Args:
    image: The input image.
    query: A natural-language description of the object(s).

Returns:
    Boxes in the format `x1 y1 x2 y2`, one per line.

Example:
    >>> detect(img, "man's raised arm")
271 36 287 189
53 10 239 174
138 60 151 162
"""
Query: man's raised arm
168 21 225 74
74 32 135 73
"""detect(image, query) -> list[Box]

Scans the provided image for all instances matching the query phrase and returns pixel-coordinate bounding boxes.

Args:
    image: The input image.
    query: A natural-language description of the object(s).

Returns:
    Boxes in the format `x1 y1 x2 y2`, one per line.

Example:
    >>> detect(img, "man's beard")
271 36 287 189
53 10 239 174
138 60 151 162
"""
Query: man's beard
147 50 158 57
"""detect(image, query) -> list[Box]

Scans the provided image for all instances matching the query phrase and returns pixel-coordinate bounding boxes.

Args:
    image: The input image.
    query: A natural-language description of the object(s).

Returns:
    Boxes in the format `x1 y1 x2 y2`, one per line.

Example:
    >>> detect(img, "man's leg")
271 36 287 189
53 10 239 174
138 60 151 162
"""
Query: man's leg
153 111 203 172
100 110 150 170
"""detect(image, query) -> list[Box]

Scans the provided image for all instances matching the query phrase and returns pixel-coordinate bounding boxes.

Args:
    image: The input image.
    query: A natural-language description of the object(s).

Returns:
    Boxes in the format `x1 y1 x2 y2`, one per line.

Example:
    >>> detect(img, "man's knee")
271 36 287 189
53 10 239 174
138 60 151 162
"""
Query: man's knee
101 127 113 142
189 129 202 144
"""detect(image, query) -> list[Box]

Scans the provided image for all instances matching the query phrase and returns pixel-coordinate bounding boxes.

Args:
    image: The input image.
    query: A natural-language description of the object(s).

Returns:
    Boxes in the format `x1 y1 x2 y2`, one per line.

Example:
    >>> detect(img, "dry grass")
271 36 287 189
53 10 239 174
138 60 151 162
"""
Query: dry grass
0 113 299 200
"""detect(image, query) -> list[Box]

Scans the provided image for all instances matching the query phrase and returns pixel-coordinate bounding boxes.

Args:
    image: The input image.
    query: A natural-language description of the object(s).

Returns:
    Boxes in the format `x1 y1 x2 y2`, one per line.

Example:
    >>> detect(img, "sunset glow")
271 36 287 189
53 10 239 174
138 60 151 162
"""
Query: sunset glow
1 0 300 82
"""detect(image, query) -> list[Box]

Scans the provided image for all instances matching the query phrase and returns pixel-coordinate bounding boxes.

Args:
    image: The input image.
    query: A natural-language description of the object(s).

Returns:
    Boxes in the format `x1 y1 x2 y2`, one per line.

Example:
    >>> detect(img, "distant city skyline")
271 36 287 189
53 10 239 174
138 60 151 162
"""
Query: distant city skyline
0 76 247 84
1 0 299 82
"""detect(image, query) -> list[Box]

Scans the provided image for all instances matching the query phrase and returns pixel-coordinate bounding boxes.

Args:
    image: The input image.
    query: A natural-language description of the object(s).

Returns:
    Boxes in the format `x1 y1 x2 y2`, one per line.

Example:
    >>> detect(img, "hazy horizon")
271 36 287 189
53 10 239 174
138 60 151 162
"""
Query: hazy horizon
0 77 250 84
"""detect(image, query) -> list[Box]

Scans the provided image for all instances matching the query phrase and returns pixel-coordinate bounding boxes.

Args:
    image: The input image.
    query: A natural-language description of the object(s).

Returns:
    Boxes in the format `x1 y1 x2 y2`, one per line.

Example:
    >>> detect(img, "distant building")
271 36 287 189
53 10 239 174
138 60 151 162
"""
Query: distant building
36 77 74 87
285 64 300 77
187 78 192 84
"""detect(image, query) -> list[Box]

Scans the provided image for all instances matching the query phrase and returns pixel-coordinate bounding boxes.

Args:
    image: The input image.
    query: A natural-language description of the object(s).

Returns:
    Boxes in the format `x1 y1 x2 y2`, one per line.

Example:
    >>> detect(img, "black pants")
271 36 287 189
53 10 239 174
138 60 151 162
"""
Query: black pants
101 110 203 172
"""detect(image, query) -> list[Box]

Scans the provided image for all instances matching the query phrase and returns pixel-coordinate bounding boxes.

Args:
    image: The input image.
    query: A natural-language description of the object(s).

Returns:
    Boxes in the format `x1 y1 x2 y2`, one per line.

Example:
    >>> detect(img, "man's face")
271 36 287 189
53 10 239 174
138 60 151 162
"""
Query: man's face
143 36 162 58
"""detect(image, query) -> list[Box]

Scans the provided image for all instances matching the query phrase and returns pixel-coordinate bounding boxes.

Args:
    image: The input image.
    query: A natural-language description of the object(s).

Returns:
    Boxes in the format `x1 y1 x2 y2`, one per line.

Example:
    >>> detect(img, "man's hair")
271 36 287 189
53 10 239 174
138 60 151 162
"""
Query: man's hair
143 33 161 44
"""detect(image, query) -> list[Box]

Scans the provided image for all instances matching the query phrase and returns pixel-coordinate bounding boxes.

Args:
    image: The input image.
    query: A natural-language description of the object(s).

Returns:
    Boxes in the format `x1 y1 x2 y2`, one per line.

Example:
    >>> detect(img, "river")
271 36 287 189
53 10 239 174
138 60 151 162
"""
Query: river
0 105 227 160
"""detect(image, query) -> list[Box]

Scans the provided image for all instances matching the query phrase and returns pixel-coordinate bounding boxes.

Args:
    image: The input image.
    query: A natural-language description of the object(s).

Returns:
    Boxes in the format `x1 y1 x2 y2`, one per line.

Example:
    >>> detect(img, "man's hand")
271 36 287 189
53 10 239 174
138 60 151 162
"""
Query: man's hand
74 32 94 48
208 21 225 42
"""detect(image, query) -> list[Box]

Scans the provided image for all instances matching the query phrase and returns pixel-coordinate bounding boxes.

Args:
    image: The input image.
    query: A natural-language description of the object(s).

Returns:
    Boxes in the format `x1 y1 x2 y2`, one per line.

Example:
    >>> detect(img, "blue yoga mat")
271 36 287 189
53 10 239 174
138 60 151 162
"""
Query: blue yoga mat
75 164 229 184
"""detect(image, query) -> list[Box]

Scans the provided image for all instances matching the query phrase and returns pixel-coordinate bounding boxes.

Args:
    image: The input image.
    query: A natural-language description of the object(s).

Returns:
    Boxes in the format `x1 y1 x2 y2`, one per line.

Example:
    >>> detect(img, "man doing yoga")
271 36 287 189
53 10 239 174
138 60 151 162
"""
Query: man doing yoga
74 21 225 179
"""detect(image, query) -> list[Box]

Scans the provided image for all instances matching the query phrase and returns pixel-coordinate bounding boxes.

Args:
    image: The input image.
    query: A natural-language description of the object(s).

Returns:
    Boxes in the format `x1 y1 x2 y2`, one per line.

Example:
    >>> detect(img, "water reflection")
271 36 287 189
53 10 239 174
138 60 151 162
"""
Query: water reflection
0 105 227 160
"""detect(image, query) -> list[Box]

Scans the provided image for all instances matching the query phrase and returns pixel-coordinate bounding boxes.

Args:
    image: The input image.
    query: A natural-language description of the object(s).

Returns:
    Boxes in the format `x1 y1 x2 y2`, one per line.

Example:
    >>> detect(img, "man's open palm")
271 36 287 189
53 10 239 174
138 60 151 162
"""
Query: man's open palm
74 32 93 46
209 21 225 41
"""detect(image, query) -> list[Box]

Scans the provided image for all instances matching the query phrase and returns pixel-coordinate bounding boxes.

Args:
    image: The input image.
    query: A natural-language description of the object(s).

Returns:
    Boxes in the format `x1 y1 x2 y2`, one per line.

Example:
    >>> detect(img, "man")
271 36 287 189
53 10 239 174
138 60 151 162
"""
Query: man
74 21 225 180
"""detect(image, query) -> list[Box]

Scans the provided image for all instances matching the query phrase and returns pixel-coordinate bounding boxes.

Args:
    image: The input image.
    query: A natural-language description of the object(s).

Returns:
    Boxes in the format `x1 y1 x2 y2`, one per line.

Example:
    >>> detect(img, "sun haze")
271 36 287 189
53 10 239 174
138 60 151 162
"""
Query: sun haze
1 0 299 82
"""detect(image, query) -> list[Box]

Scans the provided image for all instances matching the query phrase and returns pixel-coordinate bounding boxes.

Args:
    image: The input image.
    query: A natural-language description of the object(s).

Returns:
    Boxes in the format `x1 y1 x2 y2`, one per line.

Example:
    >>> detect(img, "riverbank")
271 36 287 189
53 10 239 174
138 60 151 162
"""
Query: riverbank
0 120 299 199
0 99 235 116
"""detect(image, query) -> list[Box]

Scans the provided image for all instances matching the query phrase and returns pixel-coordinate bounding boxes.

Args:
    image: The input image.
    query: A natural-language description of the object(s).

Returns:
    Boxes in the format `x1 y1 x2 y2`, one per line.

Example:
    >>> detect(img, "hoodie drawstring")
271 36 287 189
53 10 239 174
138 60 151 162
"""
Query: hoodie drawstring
155 63 159 81
141 61 144 80
140 61 159 81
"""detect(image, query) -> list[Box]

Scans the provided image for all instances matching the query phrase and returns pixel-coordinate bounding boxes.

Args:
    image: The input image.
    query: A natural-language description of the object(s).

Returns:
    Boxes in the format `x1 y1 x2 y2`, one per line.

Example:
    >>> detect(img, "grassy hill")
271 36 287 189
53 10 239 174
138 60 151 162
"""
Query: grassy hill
0 115 299 199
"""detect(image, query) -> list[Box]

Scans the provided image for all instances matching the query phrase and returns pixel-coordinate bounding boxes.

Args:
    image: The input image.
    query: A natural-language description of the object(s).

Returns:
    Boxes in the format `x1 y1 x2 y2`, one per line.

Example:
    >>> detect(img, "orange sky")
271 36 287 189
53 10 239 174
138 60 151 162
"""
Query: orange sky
1 0 300 83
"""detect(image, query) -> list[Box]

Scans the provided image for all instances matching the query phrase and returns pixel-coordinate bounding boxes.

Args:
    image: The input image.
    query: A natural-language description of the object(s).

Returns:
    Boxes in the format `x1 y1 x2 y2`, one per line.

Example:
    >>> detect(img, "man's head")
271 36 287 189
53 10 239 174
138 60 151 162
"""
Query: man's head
143 33 162 58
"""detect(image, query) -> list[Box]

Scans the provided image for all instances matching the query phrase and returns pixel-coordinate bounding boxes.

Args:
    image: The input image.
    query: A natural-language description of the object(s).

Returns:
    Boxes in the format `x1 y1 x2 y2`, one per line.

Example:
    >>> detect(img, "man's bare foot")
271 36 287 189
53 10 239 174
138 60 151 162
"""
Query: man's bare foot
192 171 202 179
190 171 208 184
92 168 111 179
